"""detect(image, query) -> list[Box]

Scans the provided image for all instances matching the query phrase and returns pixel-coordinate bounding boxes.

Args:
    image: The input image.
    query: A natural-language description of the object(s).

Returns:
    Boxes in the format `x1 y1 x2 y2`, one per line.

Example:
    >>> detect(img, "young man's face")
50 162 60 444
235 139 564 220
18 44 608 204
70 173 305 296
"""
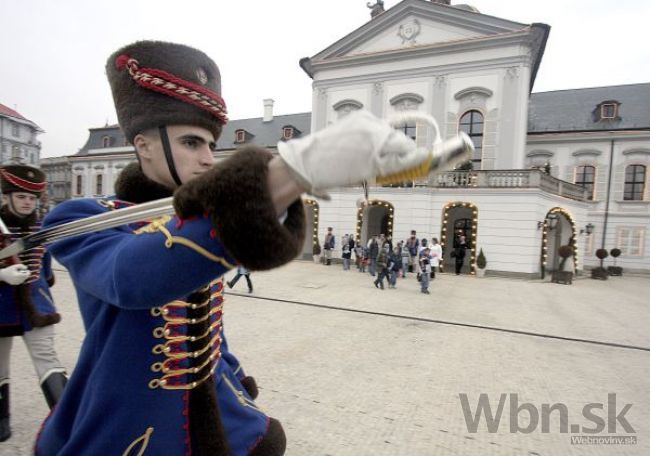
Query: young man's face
134 125 216 189
3 192 38 216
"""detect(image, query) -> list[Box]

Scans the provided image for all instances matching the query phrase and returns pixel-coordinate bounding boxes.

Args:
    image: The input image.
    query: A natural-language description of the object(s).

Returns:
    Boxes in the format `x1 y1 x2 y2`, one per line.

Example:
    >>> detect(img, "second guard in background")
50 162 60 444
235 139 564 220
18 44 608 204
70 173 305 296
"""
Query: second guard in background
0 165 67 442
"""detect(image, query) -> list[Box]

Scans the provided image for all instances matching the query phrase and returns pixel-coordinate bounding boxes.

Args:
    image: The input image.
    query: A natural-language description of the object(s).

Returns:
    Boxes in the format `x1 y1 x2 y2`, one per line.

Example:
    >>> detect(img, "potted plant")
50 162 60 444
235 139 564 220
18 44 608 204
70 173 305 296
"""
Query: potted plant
591 248 609 280
312 242 321 263
475 248 487 277
551 245 574 284
608 248 623 276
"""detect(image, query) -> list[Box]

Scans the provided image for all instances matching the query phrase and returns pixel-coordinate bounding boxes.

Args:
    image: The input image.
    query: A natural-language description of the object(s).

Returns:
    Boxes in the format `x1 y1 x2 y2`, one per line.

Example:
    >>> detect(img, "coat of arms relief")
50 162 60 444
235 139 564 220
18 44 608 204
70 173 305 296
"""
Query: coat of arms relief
397 19 421 45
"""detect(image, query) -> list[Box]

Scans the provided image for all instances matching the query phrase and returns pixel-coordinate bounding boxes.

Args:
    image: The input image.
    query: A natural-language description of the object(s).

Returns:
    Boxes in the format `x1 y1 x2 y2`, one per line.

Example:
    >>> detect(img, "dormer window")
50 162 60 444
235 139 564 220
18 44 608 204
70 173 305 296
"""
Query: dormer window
235 128 253 144
102 136 111 147
601 103 617 119
283 127 294 140
594 100 620 122
281 125 301 141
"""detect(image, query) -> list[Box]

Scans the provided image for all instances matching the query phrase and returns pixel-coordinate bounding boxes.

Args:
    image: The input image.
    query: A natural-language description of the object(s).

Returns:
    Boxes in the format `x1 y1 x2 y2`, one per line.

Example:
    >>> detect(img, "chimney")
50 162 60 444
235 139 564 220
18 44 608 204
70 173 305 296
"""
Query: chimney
263 98 274 122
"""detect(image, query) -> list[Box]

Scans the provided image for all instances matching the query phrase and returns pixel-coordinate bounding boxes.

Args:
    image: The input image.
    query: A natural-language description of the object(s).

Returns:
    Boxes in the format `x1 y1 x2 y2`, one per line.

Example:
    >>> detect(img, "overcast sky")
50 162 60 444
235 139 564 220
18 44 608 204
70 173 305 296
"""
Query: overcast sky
2 0 648 158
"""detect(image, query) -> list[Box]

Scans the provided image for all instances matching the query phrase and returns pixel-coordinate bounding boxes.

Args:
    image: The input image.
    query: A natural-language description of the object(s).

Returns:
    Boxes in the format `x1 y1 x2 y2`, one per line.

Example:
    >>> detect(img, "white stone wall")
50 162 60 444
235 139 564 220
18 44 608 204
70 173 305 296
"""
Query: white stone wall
313 187 589 276
526 133 650 271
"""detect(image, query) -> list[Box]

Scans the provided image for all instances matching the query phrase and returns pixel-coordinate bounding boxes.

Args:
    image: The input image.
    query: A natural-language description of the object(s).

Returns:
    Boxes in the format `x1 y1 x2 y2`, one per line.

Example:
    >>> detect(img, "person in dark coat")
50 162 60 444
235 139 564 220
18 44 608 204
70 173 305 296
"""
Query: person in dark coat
388 246 403 289
453 234 469 275
373 244 390 290
368 236 379 276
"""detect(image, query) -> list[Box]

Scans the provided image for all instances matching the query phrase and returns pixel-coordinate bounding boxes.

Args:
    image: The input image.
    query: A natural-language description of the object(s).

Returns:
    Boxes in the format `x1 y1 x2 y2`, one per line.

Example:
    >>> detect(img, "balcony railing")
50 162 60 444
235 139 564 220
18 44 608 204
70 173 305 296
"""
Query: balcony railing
405 169 590 201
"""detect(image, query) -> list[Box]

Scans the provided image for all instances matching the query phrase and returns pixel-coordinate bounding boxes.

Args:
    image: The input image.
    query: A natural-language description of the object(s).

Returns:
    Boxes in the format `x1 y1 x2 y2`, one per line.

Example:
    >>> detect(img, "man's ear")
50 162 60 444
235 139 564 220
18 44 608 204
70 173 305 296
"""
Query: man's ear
133 133 152 161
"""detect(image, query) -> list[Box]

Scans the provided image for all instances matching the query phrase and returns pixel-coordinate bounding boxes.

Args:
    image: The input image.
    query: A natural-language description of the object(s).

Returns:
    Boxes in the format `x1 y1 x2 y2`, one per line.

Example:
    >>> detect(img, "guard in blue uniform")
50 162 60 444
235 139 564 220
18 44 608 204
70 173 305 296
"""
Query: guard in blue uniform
35 40 428 455
0 165 68 442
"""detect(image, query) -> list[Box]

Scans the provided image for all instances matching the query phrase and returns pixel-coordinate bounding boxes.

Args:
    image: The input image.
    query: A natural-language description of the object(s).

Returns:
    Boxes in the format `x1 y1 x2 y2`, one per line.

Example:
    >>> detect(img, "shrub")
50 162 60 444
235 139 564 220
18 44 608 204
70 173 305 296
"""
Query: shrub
476 248 487 269
610 248 621 266
595 248 608 268
312 242 321 256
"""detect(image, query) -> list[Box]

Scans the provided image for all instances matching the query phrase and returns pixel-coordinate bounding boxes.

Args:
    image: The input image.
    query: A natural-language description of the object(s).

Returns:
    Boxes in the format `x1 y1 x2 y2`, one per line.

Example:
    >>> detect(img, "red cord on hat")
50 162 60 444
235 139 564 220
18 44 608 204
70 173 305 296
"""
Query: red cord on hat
115 54 228 125
0 168 47 193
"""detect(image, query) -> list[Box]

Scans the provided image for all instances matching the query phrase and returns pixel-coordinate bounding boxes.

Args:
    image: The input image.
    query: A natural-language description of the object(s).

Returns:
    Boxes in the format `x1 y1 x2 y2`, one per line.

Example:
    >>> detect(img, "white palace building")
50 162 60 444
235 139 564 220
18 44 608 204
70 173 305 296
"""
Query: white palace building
40 0 650 277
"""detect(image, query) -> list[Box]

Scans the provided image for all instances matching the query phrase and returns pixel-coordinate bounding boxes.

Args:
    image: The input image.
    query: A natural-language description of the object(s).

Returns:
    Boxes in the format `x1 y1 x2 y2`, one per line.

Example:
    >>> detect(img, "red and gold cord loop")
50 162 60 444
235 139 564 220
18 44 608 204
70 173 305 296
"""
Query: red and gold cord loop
115 55 228 125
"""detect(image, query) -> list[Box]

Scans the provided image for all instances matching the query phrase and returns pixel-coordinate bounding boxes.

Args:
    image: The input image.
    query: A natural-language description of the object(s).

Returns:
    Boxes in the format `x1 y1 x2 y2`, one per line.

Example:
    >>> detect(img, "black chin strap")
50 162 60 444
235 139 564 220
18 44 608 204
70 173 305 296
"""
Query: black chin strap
159 126 183 186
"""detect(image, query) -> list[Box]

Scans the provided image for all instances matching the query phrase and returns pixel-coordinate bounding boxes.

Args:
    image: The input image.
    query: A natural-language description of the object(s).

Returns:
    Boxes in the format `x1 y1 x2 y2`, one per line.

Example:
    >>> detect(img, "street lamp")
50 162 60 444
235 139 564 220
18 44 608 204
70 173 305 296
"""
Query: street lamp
580 223 595 235
547 213 559 231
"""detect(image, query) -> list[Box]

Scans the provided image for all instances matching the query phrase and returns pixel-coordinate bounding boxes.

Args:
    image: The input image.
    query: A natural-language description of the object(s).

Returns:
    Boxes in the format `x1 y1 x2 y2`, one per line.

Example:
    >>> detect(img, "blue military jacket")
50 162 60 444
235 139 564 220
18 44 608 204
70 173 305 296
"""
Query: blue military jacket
36 198 270 455
0 221 57 337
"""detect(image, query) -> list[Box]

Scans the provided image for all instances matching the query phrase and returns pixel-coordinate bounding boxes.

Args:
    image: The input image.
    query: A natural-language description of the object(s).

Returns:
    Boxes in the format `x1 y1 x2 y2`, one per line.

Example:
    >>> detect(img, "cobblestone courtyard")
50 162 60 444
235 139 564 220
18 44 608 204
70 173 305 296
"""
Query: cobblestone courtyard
3 262 649 455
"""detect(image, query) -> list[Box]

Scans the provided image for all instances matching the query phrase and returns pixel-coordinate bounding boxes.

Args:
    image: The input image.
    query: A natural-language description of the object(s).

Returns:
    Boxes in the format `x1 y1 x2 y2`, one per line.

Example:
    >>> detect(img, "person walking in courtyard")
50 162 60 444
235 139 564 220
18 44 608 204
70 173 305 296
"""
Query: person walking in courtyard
419 247 432 294
341 234 352 270
355 241 367 273
388 246 403 289
368 235 379 276
227 265 253 293
33 40 428 455
374 244 390 290
453 234 468 275
0 165 68 442
323 227 335 265
405 230 419 273
430 237 442 279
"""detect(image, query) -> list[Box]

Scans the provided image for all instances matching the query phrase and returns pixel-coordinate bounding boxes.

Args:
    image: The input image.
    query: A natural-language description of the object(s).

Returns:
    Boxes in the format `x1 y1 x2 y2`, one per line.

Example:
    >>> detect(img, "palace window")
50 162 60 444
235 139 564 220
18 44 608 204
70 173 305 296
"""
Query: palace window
102 136 111 148
11 144 21 162
11 123 19 137
575 165 596 200
617 227 645 257
95 174 103 195
624 164 646 200
459 110 484 169
75 175 83 195
394 122 416 141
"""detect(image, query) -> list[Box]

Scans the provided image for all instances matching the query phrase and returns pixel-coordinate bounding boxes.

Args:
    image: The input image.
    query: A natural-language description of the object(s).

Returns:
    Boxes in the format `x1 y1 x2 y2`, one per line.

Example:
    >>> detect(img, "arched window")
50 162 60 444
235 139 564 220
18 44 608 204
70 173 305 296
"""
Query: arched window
102 136 111 147
459 110 483 168
575 165 595 200
624 165 646 200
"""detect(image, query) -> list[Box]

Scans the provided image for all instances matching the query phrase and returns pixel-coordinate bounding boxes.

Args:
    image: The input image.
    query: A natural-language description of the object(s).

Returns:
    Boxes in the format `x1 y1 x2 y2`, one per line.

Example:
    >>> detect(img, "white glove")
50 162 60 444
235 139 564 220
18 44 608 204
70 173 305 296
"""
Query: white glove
0 263 30 285
277 110 430 199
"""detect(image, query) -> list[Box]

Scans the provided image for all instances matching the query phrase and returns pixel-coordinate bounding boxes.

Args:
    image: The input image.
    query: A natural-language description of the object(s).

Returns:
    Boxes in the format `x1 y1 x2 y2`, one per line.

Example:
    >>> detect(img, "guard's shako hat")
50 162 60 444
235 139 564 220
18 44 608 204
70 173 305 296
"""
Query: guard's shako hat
106 40 228 185
0 165 47 196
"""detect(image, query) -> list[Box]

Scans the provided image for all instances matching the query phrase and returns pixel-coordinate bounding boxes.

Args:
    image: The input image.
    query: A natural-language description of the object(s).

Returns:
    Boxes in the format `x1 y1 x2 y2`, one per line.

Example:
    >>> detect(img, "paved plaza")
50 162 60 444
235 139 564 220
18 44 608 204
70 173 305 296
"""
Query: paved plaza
2 261 649 455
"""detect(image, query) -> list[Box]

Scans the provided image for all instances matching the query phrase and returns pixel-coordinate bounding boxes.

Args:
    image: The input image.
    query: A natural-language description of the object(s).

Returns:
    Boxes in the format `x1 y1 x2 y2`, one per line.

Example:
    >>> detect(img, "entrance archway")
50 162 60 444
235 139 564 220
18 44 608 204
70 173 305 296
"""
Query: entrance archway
302 198 319 259
355 199 394 246
540 207 578 278
440 201 478 274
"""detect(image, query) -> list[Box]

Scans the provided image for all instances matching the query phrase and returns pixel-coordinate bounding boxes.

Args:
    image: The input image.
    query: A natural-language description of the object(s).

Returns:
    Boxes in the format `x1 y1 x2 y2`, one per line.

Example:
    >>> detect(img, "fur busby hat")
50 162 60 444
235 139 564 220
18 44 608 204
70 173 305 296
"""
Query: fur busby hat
0 165 47 196
106 40 228 143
